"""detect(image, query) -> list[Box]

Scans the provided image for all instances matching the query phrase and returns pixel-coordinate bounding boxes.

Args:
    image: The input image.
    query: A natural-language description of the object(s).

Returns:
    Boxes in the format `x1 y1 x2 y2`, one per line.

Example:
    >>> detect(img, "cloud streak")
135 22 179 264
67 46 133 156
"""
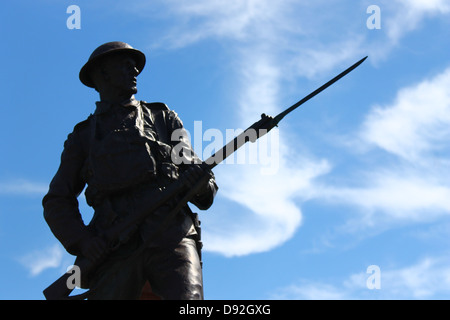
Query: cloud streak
312 67 450 229
274 256 450 299
204 152 330 256
18 244 64 277
0 179 48 196
385 0 450 44
361 67 450 162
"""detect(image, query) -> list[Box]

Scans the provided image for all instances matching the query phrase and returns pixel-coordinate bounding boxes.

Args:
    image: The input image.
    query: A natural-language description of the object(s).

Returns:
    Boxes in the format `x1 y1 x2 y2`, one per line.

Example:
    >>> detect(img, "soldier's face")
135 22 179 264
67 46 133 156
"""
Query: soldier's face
102 53 139 95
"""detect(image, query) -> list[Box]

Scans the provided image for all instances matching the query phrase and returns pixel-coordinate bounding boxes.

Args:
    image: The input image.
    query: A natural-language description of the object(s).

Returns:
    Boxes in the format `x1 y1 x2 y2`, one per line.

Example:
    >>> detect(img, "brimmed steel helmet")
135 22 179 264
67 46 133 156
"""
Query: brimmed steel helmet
79 41 146 88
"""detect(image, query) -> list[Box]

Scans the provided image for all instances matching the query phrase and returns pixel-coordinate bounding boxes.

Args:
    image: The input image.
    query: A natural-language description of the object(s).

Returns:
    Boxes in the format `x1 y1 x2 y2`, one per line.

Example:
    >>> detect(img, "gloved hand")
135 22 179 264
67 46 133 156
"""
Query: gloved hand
181 163 213 193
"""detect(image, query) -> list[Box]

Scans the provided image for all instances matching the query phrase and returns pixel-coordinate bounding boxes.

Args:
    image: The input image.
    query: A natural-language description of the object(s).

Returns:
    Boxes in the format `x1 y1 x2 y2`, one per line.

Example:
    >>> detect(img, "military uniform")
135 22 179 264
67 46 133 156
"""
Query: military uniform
43 97 217 299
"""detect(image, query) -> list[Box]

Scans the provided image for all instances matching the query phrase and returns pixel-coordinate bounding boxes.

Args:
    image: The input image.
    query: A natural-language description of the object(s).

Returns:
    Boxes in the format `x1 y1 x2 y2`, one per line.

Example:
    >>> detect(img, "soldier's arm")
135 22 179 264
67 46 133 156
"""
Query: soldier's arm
166 110 218 210
42 125 92 256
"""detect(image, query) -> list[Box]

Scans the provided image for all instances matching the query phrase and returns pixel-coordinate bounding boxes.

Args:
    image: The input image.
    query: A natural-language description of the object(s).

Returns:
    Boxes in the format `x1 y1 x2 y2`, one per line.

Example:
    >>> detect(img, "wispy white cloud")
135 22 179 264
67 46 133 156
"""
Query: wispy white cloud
204 152 330 257
148 0 311 50
317 174 450 230
274 280 348 300
149 0 450 75
313 67 450 229
362 0 450 61
360 67 450 162
156 0 368 78
385 0 450 44
378 257 450 299
274 256 450 299
18 244 64 277
0 179 48 196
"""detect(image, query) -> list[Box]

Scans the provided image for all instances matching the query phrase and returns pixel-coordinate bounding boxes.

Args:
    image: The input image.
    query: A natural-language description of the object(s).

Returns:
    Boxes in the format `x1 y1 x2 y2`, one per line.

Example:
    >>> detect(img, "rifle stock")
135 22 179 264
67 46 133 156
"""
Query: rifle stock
43 270 74 300
43 256 93 300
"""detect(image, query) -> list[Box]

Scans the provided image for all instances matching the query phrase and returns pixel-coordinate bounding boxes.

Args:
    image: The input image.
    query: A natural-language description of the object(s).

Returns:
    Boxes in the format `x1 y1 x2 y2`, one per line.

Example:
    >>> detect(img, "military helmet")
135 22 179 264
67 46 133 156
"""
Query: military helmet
79 41 146 88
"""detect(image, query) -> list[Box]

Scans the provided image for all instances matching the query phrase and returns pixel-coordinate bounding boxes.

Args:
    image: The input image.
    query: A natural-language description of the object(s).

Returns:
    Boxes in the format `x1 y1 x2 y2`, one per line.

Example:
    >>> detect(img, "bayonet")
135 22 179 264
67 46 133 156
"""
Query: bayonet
206 56 368 167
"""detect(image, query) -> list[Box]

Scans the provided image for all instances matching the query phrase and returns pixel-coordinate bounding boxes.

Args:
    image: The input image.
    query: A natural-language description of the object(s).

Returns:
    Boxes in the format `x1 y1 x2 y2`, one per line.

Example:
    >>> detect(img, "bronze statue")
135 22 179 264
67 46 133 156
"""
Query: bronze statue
42 41 367 300
43 41 218 300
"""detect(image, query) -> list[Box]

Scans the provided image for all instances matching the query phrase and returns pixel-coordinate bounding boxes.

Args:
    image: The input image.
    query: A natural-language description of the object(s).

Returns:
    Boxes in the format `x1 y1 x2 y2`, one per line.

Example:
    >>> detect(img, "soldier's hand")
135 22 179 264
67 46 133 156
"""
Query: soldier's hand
182 163 212 191
79 236 108 262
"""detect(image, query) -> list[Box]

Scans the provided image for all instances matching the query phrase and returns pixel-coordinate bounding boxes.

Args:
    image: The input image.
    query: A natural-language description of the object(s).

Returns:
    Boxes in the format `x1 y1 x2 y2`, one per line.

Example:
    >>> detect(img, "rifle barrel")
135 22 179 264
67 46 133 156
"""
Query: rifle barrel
273 56 368 124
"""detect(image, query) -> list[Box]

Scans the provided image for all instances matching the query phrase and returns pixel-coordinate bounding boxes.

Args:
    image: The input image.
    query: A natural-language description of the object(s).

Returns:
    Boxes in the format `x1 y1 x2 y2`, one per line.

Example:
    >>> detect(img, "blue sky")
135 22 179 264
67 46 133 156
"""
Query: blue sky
1 0 450 300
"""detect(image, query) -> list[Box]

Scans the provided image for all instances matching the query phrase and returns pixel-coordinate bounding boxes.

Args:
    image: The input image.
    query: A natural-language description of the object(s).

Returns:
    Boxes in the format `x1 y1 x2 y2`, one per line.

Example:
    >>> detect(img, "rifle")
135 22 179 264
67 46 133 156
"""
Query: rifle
43 56 367 300
43 172 211 300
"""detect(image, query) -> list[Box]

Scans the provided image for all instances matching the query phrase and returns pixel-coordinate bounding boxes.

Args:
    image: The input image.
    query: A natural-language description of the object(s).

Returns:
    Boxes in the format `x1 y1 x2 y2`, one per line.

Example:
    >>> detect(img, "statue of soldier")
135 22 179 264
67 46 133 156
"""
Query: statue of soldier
42 41 218 300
